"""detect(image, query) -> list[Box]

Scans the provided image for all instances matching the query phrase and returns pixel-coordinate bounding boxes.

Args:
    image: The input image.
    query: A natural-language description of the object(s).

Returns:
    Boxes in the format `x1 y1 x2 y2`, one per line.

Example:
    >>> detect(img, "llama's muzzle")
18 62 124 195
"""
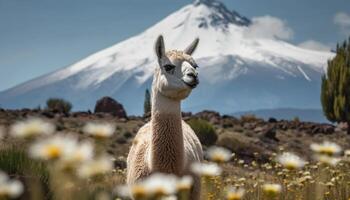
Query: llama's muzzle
183 72 199 88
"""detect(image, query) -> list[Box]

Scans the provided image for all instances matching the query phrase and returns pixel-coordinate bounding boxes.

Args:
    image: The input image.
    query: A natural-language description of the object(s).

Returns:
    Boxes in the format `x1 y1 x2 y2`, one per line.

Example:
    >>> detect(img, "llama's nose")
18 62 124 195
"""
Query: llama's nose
183 72 199 88
186 72 197 79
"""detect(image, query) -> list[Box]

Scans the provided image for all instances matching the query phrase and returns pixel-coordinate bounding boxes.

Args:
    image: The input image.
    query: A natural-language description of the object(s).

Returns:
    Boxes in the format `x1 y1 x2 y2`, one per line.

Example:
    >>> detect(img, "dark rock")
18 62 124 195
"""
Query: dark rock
115 136 127 144
311 124 335 135
113 157 127 169
94 96 127 118
261 127 279 142
268 118 278 123
123 131 133 139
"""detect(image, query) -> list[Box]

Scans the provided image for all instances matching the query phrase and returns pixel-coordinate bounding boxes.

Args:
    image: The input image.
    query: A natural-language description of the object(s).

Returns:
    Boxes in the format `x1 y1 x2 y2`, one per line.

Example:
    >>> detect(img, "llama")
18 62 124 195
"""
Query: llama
126 35 203 199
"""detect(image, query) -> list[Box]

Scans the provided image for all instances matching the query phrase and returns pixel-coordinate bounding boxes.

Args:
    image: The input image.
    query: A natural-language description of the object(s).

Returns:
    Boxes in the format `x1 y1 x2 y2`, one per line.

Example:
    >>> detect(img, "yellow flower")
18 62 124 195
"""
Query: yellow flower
276 152 306 170
77 156 113 178
83 122 115 139
262 183 282 197
29 135 76 160
310 141 342 156
206 146 232 163
226 187 245 200
10 118 55 139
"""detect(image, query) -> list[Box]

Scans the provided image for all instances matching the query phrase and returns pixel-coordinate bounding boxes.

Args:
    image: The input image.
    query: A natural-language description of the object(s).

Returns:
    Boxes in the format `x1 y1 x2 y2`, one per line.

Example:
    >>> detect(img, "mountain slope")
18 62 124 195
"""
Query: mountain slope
0 0 334 116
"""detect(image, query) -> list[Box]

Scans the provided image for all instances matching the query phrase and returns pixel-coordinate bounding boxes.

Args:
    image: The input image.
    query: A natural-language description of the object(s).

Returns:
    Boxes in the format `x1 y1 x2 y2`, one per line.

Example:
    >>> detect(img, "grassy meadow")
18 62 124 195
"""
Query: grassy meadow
0 109 349 200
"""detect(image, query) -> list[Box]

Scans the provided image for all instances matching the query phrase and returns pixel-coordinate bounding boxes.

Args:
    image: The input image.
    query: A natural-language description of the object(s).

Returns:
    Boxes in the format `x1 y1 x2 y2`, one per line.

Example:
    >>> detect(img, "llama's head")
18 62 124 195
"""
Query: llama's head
153 35 200 100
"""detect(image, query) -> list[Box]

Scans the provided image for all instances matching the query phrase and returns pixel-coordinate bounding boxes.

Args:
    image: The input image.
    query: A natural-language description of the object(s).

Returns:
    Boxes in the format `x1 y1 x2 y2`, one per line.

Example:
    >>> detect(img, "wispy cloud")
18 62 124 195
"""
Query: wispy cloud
244 16 294 40
298 40 331 52
334 12 350 35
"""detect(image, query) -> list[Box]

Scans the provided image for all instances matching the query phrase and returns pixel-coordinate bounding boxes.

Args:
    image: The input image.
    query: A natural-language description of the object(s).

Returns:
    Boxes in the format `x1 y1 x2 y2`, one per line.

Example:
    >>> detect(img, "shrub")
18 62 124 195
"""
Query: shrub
240 114 258 123
187 118 217 146
46 98 72 113
292 116 300 123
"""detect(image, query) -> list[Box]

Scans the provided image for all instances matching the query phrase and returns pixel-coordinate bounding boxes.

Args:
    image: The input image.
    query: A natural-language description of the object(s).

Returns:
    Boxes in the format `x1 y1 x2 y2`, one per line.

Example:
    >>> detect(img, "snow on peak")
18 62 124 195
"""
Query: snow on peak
193 0 251 28
0 0 335 101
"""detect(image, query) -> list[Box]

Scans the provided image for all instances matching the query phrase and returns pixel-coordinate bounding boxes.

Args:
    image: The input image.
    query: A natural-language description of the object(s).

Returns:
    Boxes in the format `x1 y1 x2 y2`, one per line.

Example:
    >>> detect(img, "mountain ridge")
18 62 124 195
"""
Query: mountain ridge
0 0 334 115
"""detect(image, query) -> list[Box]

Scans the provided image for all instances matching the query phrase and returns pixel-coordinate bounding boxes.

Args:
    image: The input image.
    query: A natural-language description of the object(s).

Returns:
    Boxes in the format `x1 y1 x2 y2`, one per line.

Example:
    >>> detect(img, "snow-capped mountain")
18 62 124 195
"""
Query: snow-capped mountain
0 0 334 116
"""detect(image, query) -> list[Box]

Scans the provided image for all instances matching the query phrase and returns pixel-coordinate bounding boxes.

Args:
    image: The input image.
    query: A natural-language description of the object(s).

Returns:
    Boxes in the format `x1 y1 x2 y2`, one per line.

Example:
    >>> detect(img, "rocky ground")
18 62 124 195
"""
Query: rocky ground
0 108 348 171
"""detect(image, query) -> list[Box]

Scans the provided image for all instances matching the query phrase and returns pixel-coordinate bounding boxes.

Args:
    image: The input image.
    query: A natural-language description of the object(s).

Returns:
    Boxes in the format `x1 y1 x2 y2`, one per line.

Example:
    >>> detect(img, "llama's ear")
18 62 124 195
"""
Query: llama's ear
155 35 166 59
184 38 199 55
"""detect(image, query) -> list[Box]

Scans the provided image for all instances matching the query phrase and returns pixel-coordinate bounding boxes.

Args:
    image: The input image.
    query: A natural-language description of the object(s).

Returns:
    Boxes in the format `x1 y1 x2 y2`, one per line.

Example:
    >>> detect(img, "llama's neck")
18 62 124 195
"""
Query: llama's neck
150 90 184 175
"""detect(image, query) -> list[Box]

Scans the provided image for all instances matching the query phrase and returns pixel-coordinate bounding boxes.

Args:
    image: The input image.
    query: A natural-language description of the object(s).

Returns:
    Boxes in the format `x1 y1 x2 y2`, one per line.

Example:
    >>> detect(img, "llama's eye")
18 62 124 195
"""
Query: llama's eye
163 64 176 72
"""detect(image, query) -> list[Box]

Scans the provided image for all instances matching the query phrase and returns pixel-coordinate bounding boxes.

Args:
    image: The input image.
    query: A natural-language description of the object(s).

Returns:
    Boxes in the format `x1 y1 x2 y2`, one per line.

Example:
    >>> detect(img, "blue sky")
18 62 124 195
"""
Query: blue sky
0 0 349 91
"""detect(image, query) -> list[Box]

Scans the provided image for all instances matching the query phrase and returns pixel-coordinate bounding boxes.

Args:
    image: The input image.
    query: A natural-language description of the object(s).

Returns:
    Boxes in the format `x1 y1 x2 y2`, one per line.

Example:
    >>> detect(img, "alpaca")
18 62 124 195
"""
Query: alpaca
127 35 203 199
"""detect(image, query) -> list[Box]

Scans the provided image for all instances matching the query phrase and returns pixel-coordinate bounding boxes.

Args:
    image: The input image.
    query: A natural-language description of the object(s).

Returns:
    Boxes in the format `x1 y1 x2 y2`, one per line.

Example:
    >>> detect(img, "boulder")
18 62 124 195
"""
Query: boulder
94 96 127 118
260 127 279 142
268 117 278 123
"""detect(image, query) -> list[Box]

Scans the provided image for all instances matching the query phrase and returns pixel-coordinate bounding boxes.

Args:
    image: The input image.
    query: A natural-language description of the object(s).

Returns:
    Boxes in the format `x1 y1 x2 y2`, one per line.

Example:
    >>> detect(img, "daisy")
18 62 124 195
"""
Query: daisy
77 156 113 178
83 122 115 139
190 162 222 177
276 152 306 170
139 173 178 197
10 118 55 139
206 146 232 163
0 171 23 198
262 183 282 197
315 155 341 166
58 140 94 169
226 187 245 200
29 135 77 161
310 141 342 156
130 184 148 200
176 176 193 191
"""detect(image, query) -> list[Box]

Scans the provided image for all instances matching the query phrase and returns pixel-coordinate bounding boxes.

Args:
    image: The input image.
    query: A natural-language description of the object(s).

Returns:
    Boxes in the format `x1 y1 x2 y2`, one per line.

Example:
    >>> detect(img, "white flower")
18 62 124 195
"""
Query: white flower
206 146 232 163
83 122 115 139
226 187 245 200
29 135 77 160
310 141 342 156
315 155 341 166
176 176 193 191
276 152 306 170
0 171 24 198
77 156 113 178
115 185 132 198
58 140 94 169
162 195 178 200
190 162 222 177
262 183 282 196
138 173 178 197
10 118 55 138
344 149 350 157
